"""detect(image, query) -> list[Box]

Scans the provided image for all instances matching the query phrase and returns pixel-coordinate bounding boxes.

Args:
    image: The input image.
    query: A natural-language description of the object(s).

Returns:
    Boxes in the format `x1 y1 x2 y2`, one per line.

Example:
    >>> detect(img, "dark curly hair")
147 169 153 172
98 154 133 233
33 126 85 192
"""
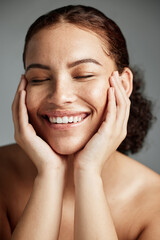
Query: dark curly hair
22 5 154 154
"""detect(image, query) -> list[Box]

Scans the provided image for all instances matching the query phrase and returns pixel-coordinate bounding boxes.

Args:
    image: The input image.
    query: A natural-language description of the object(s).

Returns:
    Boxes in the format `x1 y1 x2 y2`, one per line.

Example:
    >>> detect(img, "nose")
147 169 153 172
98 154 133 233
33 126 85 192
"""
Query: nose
47 75 77 106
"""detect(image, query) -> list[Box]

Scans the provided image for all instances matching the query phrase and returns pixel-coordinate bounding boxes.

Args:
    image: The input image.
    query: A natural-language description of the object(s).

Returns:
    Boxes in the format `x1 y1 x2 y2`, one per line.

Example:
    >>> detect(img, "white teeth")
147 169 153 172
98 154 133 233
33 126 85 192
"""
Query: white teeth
78 117 82 122
53 117 57 123
68 116 73 123
57 117 63 123
49 117 55 123
62 116 68 124
73 116 78 123
48 115 84 124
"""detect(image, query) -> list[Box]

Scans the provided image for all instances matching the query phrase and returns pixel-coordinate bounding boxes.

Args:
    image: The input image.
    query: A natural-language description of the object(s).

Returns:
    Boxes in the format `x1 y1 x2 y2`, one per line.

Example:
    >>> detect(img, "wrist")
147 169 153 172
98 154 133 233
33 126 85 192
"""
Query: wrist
36 159 67 176
37 165 66 180
74 167 102 186
74 162 102 177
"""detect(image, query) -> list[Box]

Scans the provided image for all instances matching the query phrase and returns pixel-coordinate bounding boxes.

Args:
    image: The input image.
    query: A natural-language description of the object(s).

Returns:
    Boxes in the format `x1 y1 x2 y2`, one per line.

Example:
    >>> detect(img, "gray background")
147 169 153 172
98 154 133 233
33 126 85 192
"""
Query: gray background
0 0 160 173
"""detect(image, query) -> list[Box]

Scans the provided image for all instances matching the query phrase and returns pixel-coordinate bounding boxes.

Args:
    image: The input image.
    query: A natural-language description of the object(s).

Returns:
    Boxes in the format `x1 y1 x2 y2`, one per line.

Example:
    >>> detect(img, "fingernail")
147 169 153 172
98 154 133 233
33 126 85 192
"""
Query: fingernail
114 71 119 78
111 76 115 83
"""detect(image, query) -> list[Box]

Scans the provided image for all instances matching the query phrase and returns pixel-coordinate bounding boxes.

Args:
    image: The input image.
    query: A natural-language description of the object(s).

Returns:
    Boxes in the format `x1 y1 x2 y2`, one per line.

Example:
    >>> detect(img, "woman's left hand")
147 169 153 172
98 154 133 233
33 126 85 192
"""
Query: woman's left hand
74 71 131 175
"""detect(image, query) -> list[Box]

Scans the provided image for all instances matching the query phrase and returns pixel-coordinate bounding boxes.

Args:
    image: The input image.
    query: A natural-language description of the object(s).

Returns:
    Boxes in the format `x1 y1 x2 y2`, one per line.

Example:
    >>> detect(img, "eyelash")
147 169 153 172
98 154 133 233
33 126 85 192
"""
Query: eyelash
30 75 94 84
74 75 94 79
31 78 50 83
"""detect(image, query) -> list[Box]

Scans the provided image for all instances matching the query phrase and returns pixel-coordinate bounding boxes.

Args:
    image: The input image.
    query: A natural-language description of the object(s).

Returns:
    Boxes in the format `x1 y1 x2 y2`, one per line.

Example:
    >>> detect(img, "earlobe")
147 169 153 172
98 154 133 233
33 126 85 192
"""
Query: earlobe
120 68 133 97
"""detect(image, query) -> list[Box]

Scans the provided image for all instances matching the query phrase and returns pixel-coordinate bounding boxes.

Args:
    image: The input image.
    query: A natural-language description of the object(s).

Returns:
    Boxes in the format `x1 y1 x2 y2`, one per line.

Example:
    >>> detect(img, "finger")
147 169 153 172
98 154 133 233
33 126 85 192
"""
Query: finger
114 71 129 100
12 75 27 132
100 87 116 134
13 75 27 105
12 75 26 110
12 86 22 133
12 75 27 107
17 75 27 93
110 71 130 136
110 71 127 106
115 71 131 126
110 75 126 121
12 93 20 132
19 90 29 131
110 72 129 123
105 87 116 122
114 72 131 129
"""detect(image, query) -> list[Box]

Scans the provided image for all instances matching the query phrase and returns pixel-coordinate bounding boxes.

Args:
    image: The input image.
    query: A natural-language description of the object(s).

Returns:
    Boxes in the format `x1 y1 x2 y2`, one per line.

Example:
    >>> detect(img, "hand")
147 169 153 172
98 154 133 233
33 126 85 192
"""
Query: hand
12 75 67 175
74 71 131 175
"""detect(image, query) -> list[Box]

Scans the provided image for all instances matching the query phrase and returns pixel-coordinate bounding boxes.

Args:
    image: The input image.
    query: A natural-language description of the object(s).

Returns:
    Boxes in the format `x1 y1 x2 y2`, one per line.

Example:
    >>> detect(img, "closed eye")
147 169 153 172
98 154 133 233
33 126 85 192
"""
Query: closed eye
31 78 50 83
74 75 94 79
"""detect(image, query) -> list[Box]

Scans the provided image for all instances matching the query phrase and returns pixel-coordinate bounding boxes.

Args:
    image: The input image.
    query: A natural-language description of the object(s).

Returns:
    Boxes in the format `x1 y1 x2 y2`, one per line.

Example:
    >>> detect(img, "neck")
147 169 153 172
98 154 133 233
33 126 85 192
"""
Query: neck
63 154 75 201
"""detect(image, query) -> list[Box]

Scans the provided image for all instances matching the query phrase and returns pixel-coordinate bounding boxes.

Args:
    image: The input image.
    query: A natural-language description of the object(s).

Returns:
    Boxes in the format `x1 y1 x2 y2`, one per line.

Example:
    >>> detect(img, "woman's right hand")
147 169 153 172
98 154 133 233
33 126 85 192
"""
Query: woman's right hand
12 75 67 175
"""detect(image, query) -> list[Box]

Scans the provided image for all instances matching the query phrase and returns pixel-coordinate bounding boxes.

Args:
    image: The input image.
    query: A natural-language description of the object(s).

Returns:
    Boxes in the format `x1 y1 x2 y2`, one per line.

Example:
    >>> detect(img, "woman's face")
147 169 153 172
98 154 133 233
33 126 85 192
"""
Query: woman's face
25 23 116 155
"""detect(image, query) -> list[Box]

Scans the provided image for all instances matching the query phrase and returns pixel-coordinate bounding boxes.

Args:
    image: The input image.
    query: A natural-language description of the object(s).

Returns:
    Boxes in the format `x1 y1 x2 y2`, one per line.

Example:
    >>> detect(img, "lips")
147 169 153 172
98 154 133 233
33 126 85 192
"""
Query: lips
42 110 90 128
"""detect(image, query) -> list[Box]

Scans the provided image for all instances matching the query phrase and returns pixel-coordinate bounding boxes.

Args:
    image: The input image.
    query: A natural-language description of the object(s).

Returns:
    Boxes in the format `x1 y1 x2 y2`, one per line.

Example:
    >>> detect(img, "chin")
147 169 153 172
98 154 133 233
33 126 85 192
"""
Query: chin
48 141 84 155
41 132 90 156
53 147 80 156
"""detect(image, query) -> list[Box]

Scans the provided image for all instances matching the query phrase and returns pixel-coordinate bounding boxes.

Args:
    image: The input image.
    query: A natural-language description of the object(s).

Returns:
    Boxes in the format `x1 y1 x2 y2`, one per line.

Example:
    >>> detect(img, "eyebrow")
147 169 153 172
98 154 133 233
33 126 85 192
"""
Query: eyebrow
26 63 51 72
68 58 102 68
25 58 102 72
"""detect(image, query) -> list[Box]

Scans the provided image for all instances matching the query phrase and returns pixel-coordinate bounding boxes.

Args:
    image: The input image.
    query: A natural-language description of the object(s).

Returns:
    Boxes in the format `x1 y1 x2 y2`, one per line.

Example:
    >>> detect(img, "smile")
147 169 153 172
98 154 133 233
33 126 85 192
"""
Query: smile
42 111 90 130
49 115 83 124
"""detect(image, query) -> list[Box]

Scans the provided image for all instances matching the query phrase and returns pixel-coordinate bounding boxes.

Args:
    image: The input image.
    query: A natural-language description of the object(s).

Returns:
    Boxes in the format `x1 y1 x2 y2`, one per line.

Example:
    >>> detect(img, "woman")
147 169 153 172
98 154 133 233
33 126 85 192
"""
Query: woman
0 5 160 240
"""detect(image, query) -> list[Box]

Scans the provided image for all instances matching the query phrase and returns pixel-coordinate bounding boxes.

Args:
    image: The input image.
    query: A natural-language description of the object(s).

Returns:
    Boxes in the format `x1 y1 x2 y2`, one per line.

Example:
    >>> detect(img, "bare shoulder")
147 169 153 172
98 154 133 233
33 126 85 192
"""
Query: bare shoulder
0 144 36 239
103 151 160 194
117 152 160 230
0 143 36 204
0 144 21 239
115 151 160 203
117 151 160 180
0 143 36 182
119 151 160 190
102 151 160 239
0 144 22 189
122 153 160 239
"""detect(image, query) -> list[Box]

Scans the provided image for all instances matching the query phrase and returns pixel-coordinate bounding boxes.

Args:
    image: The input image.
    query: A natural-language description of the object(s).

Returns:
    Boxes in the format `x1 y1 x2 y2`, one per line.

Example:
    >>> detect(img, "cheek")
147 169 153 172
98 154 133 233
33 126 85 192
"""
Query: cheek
26 87 44 114
85 80 109 111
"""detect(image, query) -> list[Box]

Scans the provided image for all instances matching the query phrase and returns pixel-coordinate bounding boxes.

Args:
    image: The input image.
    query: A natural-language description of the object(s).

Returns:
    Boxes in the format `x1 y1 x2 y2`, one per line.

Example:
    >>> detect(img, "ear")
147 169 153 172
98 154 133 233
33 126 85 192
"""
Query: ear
119 67 133 97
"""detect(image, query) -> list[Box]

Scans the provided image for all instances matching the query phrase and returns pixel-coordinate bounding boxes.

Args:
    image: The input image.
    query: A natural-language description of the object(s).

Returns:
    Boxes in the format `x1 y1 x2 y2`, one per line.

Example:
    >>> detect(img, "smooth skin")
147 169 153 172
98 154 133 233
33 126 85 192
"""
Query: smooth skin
0 24 160 240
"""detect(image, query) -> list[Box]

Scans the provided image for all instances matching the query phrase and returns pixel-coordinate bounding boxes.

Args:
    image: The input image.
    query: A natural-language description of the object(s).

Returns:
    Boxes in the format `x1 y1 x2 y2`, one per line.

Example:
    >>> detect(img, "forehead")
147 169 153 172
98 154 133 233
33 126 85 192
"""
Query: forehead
25 23 111 67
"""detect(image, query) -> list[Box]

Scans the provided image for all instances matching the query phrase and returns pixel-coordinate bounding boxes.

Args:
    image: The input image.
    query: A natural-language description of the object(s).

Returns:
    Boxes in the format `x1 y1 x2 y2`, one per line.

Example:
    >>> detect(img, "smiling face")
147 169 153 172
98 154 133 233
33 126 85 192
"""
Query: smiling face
25 23 117 155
